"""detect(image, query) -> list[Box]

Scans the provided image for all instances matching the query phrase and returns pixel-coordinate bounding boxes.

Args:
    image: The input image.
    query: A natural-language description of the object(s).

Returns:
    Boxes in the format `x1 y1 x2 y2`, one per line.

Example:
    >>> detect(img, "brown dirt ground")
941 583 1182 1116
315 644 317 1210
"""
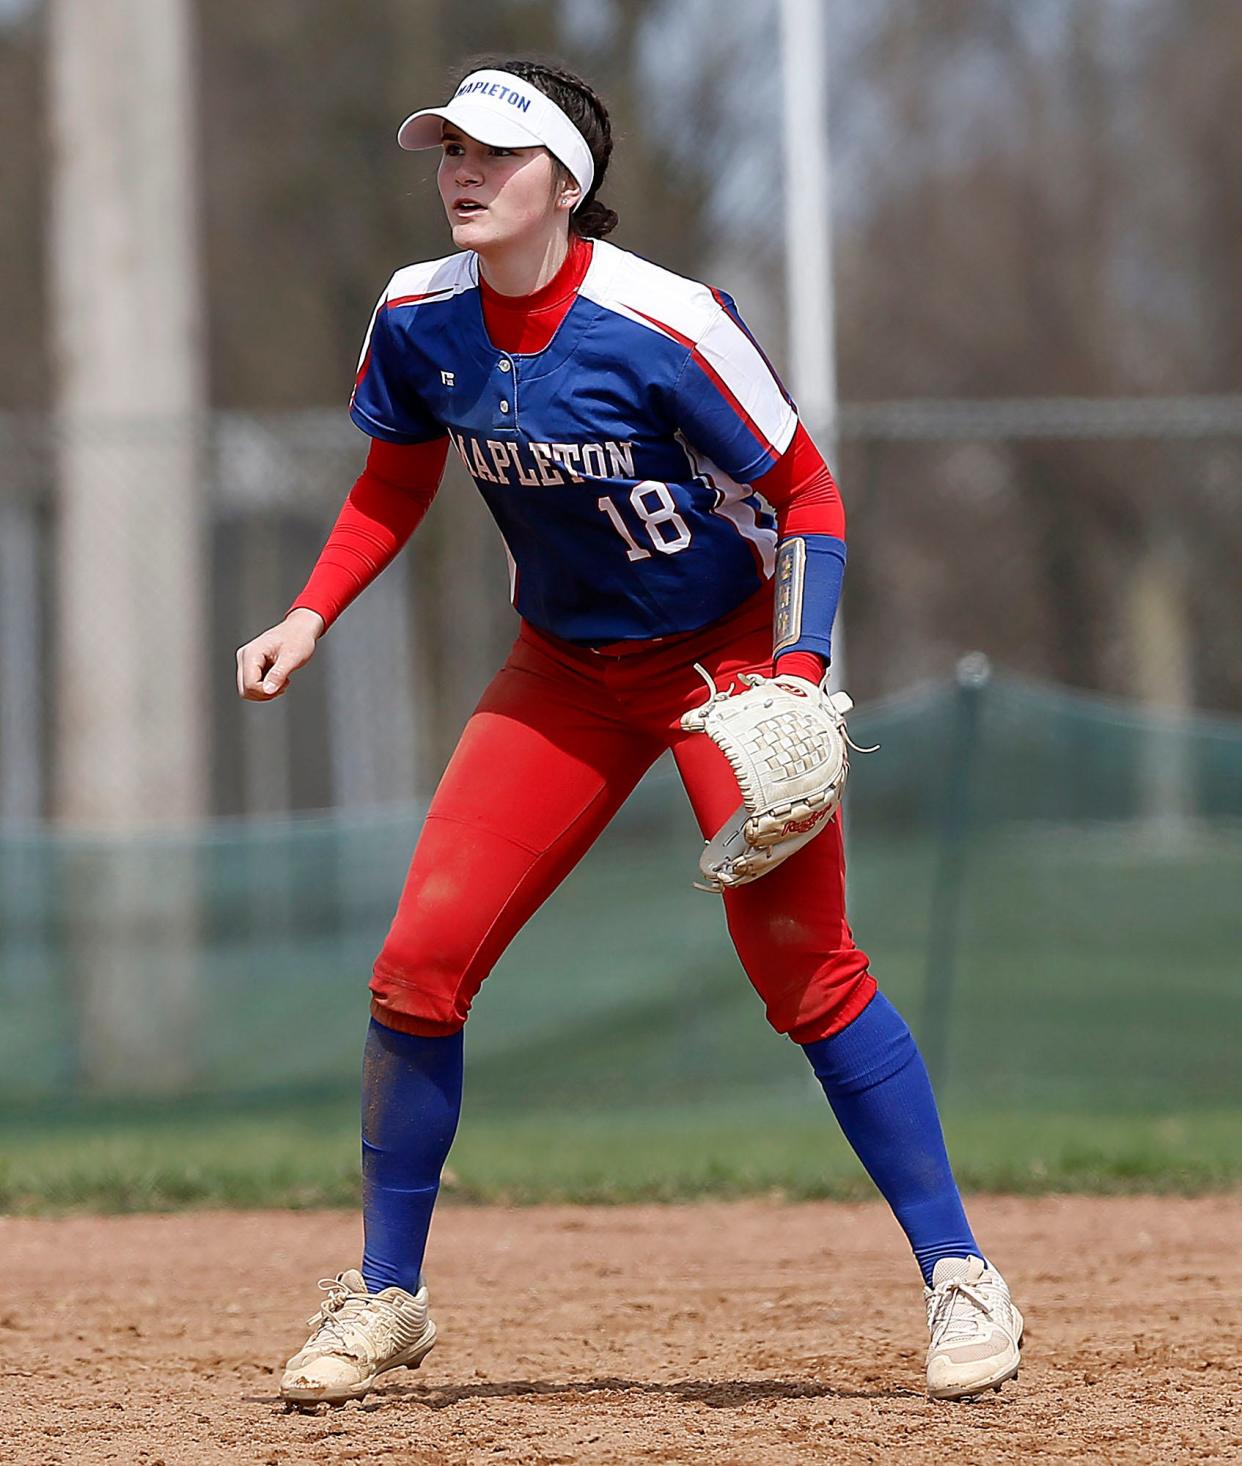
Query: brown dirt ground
2 1196 1239 1466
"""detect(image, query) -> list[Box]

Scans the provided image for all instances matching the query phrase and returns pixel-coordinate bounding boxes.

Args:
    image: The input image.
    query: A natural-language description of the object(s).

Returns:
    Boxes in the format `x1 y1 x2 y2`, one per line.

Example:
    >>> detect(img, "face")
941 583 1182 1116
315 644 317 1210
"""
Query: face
437 125 578 253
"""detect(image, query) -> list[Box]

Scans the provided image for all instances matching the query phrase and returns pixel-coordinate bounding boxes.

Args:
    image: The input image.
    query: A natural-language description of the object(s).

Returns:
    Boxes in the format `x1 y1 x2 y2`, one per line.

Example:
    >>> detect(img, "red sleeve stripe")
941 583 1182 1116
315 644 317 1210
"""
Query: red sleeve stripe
383 287 456 312
628 305 779 463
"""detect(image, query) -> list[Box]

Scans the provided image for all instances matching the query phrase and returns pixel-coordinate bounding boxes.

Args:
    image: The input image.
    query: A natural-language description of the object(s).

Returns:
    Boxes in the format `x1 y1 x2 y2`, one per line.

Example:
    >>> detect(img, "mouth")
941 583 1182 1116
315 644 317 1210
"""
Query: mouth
451 198 487 218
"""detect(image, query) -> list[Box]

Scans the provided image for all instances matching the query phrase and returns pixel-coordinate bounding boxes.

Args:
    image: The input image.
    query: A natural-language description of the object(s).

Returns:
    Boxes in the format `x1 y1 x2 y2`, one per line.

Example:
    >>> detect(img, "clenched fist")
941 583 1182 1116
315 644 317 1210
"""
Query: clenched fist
236 608 326 701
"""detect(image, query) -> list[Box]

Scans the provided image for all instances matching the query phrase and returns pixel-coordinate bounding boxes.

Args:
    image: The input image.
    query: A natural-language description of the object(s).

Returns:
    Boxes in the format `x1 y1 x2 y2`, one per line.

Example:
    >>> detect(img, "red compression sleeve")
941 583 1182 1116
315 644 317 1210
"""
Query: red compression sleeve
289 435 449 630
754 421 845 539
752 423 846 683
772 650 829 683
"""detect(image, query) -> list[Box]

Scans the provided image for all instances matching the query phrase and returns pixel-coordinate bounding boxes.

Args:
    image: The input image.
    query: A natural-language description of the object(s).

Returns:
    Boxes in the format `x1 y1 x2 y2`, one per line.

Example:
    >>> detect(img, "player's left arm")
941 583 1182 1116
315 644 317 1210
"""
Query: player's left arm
670 291 846 682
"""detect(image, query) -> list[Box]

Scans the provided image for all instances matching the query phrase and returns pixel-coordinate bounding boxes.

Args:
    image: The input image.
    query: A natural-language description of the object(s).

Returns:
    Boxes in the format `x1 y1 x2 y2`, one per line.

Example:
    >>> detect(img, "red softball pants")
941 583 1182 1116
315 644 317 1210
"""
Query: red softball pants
370 589 876 1044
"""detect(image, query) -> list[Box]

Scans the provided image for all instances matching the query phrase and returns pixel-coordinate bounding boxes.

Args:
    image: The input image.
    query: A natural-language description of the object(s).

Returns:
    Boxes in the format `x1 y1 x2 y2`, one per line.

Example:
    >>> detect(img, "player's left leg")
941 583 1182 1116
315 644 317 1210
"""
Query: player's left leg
657 633 1021 1398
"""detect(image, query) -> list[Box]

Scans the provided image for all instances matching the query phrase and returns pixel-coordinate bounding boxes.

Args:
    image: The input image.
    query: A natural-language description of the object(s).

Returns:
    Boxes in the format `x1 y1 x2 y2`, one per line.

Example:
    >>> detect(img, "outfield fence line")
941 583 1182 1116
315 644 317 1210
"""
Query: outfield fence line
2 667 1239 1122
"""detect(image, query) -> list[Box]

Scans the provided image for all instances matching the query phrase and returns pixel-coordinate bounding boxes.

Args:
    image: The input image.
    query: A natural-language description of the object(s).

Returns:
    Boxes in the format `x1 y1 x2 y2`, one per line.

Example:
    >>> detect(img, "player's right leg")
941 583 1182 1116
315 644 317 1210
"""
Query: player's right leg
369 623 664 1036
280 627 662 1405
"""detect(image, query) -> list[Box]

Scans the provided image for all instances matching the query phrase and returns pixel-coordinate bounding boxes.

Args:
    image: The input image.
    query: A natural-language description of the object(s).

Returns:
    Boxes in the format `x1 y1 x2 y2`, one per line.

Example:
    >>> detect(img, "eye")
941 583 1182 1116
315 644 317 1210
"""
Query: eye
442 141 464 156
488 146 516 158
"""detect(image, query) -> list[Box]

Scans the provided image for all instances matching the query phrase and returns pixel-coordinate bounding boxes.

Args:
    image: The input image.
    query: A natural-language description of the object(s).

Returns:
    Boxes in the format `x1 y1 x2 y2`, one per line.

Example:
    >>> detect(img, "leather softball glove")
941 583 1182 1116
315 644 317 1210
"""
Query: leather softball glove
680 666 863 891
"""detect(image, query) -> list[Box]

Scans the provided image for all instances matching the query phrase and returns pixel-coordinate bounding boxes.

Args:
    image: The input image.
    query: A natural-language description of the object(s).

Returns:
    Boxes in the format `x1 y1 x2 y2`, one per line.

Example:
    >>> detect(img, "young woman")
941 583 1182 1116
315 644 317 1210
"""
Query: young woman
236 57 1023 1406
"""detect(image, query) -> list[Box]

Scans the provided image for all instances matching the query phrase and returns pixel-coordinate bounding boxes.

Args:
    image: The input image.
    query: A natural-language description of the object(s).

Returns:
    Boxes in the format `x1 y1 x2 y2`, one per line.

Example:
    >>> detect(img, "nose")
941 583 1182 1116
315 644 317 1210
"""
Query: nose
454 154 483 188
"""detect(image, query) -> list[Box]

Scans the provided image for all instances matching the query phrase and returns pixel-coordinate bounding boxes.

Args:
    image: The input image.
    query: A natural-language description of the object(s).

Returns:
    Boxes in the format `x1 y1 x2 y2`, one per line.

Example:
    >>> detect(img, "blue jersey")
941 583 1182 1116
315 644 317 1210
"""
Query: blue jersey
350 241 798 645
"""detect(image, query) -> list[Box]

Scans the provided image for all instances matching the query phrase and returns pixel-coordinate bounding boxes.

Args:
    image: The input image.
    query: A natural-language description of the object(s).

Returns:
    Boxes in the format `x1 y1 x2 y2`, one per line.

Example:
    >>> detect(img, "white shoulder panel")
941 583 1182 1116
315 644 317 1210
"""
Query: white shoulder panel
695 304 797 457
384 250 478 306
579 241 720 345
584 242 795 457
354 253 477 372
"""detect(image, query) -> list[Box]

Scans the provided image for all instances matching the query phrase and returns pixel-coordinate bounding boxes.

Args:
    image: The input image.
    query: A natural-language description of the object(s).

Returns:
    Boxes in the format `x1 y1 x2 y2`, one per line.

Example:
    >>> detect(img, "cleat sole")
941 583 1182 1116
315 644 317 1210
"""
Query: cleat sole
929 1357 1020 1402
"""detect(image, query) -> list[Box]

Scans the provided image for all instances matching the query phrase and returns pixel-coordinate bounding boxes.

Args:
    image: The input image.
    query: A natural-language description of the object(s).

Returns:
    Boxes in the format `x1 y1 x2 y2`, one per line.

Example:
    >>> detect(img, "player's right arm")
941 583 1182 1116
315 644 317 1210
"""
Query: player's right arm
234 435 447 701
236 606 326 701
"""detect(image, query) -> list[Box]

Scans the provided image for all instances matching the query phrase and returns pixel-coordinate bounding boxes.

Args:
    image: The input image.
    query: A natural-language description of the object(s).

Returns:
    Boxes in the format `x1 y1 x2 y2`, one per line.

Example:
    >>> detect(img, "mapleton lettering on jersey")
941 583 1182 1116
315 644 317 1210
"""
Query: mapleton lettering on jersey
453 80 532 112
450 431 636 487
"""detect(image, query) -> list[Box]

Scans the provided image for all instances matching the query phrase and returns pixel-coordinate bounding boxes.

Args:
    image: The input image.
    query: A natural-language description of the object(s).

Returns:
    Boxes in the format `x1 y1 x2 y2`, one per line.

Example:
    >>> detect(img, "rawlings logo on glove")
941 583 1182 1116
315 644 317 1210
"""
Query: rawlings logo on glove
680 665 870 892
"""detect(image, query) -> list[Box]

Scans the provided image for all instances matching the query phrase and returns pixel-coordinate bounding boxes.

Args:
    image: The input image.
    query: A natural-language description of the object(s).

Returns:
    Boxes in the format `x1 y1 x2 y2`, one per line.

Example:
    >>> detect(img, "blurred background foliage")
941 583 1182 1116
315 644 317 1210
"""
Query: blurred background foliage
0 2 1237 791
3 2 1241 814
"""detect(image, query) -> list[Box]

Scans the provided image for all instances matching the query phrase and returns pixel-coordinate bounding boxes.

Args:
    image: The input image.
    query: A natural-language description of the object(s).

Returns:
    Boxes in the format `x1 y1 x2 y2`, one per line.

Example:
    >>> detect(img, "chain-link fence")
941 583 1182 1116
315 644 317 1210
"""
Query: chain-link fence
3 668 1238 1114
3 402 1241 819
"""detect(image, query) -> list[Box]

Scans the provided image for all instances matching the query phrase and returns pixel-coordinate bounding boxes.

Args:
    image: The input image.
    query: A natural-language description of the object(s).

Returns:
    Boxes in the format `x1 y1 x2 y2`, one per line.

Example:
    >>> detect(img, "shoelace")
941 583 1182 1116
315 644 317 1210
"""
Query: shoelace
926 1278 1004 1347
304 1278 407 1353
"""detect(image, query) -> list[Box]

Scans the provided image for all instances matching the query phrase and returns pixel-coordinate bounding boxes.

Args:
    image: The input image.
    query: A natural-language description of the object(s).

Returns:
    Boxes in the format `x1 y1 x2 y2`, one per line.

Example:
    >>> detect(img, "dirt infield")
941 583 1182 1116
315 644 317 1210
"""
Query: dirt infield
2 1197 1239 1465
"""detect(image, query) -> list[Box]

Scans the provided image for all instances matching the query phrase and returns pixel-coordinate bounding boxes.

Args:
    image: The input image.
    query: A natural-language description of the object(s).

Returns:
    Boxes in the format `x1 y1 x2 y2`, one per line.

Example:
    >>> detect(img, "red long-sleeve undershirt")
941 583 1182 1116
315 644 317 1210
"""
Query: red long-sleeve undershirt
290 435 448 627
291 238 844 681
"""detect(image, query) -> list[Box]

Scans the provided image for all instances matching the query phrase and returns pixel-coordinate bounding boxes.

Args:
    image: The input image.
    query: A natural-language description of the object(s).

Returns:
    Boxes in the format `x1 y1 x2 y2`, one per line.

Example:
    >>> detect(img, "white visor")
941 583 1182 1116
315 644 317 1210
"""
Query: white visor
397 69 595 207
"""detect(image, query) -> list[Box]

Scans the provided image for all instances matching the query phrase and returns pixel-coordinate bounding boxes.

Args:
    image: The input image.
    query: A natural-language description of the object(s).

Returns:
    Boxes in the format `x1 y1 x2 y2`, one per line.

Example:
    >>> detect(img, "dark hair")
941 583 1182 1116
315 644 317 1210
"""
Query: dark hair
455 55 618 239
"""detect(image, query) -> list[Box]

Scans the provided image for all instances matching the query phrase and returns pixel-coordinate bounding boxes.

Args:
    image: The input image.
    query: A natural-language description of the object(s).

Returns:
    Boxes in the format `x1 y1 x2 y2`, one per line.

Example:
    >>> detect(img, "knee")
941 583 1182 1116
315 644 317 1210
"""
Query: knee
369 861 494 1034
371 928 477 1037
780 960 876 1045
730 920 876 1044
721 867 876 1042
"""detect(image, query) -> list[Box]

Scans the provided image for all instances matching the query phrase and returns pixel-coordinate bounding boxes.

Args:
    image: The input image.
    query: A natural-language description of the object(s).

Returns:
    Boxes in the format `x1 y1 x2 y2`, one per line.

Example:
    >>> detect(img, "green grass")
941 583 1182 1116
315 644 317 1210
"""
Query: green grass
1 1092 1237 1215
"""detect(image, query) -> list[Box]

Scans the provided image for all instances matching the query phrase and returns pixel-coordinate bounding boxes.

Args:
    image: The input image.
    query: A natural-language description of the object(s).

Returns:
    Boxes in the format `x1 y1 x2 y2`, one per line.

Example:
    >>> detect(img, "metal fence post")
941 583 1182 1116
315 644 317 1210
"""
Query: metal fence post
919 652 992 1097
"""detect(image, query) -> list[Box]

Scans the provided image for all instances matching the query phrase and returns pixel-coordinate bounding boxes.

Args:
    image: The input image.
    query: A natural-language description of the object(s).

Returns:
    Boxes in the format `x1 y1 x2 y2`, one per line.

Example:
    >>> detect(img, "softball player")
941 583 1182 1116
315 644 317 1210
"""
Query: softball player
236 56 1023 1405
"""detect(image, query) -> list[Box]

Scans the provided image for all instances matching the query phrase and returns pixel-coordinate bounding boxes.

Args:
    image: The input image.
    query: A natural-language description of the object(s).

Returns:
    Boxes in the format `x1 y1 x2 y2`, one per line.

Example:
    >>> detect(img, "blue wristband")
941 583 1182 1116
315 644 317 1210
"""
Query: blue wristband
773 534 846 662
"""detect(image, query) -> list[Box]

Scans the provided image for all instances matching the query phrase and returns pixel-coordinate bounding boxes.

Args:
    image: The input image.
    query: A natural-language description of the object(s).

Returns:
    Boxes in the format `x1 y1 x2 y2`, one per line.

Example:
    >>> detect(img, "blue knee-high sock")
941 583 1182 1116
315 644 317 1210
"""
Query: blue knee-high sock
802 993 979 1285
360 1018 463 1295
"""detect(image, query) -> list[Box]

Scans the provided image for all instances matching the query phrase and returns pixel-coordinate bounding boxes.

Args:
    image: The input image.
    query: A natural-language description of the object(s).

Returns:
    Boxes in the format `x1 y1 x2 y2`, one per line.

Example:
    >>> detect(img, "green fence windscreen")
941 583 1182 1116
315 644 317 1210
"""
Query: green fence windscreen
2 670 1239 1120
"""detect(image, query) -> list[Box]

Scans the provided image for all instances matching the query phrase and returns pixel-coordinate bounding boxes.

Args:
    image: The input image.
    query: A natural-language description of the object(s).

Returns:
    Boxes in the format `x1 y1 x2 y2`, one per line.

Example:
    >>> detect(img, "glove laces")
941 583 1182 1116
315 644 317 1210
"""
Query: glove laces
688 662 879 754
689 661 732 709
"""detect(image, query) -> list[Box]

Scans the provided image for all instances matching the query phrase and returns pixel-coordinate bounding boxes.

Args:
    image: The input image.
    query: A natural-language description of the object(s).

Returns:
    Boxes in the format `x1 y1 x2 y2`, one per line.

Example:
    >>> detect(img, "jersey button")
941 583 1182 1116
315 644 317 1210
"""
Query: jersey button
498 358 512 373
499 398 510 413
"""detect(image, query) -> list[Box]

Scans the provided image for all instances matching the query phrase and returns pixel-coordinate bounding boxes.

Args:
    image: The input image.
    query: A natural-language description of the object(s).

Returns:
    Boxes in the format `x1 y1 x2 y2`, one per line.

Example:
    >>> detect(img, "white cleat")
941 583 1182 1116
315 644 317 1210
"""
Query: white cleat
924 1255 1023 1400
280 1269 436 1406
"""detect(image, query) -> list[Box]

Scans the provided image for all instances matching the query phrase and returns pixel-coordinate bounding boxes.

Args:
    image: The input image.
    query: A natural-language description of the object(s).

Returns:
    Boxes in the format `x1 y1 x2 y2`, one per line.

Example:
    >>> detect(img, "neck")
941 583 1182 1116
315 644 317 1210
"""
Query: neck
477 226 572 298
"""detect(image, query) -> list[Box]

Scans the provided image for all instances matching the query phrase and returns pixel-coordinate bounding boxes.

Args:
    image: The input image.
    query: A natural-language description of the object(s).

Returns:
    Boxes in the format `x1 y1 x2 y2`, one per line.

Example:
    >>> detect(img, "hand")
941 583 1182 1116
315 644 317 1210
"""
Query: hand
235 608 325 701
680 664 856 890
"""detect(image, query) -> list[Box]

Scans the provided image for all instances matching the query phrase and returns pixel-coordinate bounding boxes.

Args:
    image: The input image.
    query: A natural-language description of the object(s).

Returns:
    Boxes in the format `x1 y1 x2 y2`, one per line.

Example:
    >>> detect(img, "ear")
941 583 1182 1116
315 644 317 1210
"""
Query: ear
556 178 582 215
